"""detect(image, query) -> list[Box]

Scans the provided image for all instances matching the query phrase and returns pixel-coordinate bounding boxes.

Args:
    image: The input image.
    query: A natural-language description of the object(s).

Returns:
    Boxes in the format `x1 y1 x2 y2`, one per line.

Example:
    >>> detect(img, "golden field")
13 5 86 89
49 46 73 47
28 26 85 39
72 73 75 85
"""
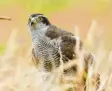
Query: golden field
0 0 112 91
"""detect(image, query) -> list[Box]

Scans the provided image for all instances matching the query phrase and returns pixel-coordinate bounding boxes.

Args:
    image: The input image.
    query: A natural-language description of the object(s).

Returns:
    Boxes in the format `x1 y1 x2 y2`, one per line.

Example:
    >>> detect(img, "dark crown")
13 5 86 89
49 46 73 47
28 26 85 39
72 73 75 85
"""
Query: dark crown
30 13 51 25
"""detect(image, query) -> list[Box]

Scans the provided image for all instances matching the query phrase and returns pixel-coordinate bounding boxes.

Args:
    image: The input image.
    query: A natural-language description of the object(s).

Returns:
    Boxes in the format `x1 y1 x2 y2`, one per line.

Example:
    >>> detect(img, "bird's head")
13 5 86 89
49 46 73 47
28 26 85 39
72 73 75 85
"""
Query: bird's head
28 14 50 31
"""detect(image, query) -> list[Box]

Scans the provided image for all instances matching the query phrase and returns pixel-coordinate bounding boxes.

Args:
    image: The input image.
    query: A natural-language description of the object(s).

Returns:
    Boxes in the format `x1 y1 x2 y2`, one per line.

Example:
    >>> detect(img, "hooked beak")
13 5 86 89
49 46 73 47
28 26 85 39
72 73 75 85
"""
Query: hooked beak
30 17 37 26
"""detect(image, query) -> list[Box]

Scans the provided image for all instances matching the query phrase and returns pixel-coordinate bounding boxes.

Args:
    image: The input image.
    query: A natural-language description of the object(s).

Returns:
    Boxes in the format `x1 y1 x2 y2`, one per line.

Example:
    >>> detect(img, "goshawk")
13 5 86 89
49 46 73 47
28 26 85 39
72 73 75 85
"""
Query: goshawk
27 14 93 76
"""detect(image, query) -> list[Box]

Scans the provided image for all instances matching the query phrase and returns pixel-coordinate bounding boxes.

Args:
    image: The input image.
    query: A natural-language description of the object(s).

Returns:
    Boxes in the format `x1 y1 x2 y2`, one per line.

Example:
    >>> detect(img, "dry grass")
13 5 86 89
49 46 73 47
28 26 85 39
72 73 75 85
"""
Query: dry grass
0 20 112 91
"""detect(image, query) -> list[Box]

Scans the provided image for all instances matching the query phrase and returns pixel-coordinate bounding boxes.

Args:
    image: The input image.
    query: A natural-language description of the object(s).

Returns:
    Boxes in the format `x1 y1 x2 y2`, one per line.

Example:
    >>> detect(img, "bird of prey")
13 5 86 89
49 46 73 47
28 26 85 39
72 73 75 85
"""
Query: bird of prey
27 14 93 76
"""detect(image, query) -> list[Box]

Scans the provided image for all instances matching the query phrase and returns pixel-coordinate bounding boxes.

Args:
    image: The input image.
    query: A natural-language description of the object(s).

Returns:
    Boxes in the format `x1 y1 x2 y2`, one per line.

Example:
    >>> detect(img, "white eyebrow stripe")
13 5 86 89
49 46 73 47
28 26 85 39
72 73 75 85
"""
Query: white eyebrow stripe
29 14 46 20
38 15 47 18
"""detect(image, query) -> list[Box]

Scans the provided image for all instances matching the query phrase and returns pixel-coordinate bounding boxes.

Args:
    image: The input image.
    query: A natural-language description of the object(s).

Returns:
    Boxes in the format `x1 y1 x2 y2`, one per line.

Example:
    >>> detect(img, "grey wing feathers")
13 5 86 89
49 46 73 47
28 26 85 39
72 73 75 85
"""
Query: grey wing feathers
45 25 74 39
45 25 83 73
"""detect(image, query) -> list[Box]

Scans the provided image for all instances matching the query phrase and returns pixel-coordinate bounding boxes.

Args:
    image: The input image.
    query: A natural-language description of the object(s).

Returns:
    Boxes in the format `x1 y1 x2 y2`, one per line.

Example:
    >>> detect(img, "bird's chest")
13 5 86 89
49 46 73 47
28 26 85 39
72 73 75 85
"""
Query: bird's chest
33 33 59 60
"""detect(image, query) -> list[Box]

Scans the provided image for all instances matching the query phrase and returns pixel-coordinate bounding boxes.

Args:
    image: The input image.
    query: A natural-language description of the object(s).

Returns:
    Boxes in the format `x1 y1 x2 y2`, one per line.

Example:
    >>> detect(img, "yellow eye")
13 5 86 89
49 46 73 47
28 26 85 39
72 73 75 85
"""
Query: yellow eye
39 17 43 22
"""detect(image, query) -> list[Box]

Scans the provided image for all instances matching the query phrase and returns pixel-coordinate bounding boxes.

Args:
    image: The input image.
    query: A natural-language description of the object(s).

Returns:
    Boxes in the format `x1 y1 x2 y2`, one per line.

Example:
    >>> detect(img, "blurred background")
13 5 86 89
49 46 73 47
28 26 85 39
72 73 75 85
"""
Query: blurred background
0 0 112 54
0 1 112 90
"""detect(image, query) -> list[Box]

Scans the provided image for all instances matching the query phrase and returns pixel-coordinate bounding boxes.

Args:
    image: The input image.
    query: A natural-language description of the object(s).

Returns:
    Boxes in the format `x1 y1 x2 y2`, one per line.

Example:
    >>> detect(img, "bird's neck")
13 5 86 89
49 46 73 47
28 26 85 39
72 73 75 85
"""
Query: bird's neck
30 23 49 42
37 22 49 30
